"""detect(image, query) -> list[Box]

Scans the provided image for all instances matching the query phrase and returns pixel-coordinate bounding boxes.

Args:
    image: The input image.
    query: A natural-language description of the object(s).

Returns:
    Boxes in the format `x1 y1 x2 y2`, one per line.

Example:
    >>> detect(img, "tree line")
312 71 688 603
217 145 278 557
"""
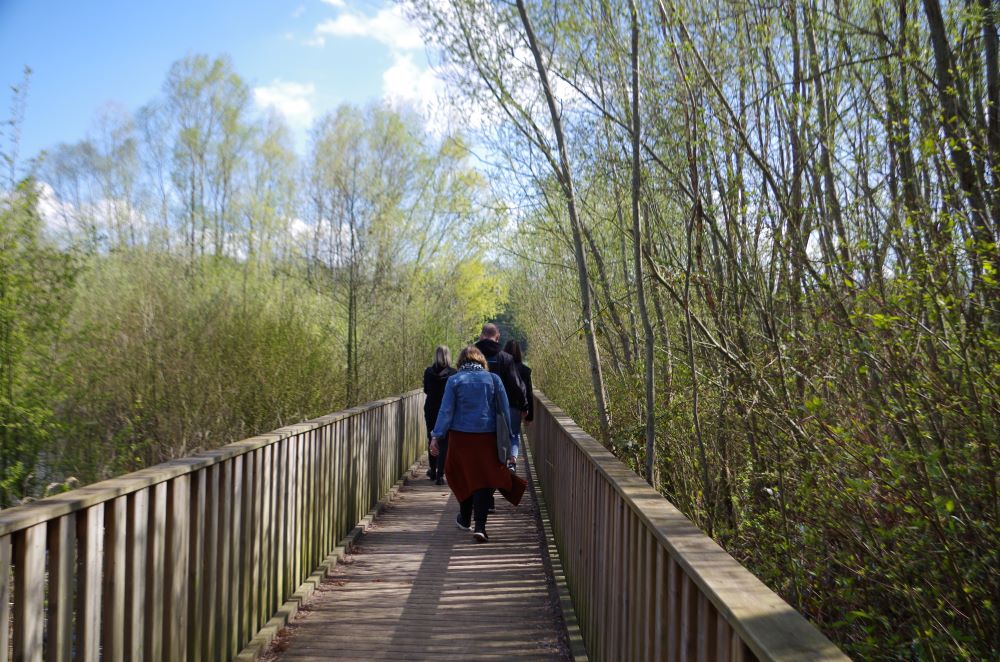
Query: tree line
0 56 504 506
406 0 997 657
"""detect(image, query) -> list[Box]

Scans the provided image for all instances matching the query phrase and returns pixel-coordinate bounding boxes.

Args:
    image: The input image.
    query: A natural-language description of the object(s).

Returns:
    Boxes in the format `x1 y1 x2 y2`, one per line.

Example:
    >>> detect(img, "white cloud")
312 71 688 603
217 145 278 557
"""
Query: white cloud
253 81 317 129
35 181 77 237
33 181 153 245
382 53 440 112
320 0 345 6
313 6 424 50
291 4 306 18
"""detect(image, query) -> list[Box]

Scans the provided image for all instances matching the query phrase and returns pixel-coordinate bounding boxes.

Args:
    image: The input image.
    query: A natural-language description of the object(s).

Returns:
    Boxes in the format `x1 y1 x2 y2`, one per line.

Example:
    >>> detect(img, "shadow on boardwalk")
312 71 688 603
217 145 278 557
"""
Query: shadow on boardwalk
262 456 572 661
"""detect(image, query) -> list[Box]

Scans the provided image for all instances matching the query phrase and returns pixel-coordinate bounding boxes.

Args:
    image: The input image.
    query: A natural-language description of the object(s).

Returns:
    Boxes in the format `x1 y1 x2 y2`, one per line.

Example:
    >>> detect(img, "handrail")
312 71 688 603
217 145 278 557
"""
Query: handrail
0 390 426 661
530 391 849 661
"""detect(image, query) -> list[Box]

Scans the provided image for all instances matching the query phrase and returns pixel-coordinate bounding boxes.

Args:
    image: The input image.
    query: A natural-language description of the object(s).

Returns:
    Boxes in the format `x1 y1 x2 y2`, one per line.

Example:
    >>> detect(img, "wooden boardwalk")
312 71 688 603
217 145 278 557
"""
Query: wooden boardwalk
262 452 572 661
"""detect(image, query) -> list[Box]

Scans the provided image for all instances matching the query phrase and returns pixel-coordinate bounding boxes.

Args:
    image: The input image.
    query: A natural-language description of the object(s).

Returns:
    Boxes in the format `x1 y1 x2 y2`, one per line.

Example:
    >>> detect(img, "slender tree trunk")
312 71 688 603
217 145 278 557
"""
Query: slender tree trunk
629 0 656 485
516 0 612 445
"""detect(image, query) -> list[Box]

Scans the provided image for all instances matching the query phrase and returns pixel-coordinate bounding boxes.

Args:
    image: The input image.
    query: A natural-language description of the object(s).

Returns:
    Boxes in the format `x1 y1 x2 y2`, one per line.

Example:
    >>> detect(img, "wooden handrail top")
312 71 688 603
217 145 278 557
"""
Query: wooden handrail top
535 391 848 661
0 389 421 538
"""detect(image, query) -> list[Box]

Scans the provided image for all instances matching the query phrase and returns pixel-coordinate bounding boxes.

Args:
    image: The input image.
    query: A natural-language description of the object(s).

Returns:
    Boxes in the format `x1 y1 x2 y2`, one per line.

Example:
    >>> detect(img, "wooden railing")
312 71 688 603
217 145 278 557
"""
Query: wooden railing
530 391 849 662
0 390 425 662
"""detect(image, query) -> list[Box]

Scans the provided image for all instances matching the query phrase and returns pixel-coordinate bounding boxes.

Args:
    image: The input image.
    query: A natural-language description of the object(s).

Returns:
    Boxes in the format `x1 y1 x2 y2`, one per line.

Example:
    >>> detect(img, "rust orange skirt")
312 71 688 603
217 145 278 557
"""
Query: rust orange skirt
444 430 527 506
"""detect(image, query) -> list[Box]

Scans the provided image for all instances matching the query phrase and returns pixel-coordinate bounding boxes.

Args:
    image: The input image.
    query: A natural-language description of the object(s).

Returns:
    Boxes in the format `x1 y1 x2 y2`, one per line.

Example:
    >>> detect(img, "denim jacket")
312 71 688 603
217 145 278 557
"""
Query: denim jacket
430 365 513 442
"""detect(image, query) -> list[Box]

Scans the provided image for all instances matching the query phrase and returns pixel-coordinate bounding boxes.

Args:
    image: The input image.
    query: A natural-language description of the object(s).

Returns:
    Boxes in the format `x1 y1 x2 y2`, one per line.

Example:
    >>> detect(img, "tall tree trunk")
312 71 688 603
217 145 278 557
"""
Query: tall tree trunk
515 0 612 445
629 0 656 485
923 0 995 320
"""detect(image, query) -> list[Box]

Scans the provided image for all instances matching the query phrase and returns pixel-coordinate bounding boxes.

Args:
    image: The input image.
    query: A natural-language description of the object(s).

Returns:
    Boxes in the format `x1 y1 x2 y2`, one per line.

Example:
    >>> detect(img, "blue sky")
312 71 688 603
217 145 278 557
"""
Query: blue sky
0 0 440 159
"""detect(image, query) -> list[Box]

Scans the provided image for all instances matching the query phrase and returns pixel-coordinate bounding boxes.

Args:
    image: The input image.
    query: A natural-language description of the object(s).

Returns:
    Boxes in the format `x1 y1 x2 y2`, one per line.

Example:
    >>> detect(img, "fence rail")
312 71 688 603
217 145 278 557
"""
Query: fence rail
530 391 849 662
0 390 426 662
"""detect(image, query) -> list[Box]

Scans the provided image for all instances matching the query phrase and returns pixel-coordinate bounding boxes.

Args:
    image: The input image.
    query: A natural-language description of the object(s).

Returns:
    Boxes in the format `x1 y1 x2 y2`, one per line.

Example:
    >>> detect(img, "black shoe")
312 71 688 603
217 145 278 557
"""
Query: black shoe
436 477 444 485
455 515 472 531
507 459 517 473
473 528 489 543
426 468 435 480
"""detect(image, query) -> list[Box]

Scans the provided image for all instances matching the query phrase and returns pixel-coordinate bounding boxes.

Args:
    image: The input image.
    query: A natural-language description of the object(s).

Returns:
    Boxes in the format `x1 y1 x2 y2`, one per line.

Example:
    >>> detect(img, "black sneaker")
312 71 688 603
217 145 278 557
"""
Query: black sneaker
435 477 444 486
455 515 472 531
473 528 489 543
426 468 435 480
507 459 517 473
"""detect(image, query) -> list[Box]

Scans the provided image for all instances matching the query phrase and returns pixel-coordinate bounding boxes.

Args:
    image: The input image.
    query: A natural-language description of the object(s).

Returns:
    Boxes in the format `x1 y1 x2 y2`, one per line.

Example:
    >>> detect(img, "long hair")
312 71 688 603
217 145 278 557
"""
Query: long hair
457 346 488 369
503 339 523 363
433 345 452 369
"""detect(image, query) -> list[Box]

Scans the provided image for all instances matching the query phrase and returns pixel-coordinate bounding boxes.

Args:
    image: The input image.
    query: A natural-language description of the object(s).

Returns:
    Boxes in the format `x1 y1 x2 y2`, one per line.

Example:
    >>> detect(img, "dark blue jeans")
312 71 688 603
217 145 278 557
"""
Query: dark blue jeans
509 406 522 459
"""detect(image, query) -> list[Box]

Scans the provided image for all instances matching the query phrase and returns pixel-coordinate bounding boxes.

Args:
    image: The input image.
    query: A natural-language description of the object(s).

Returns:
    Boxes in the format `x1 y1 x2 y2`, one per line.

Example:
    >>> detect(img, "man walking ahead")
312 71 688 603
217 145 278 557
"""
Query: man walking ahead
475 323 528 476
475 323 527 413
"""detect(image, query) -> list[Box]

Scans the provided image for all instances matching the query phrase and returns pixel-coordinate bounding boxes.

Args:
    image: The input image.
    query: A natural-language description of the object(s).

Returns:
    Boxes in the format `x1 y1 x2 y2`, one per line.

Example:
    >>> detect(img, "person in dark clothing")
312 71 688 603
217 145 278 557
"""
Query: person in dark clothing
423 345 457 485
474 323 527 509
503 340 533 472
474 323 527 411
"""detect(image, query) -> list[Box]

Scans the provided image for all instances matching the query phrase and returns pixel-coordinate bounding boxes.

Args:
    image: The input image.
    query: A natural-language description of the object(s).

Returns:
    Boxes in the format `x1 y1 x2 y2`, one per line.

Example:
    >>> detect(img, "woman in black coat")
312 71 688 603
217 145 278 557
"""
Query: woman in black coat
423 345 457 484
503 340 533 471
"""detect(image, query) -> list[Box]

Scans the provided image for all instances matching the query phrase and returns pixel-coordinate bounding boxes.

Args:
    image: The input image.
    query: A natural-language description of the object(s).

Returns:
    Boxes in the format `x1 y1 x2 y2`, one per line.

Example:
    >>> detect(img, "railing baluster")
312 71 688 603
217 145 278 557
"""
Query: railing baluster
229 455 243 657
0 534 9 662
716 610 733 662
215 461 231 660
201 466 219 662
188 468 206 662
260 445 272 630
103 495 128 660
165 475 190 661
697 591 717 661
145 481 166 661
77 504 104 662
655 543 667 662
644 526 655 659
46 515 74 662
238 451 253 645
126 487 149 660
667 556 680 662
249 449 262 638
680 571 697 660
13 524 44 662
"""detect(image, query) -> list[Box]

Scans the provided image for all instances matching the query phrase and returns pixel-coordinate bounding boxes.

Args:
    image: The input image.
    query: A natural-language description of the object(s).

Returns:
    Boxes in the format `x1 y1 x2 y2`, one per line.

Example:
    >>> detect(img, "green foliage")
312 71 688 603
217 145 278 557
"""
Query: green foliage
0 179 78 505
0 56 505 505
55 251 347 479
410 0 1000 657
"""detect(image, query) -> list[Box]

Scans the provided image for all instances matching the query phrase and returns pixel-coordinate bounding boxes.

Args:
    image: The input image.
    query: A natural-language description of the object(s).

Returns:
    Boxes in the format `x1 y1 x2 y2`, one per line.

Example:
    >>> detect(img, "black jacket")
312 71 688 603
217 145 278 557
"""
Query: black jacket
517 363 534 422
423 364 457 434
475 339 527 410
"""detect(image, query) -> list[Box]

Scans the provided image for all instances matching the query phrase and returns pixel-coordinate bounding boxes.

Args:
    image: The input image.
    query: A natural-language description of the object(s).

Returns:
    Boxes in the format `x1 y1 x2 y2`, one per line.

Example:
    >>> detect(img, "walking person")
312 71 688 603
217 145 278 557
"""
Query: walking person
475 323 527 416
475 323 527 510
503 340 533 472
423 345 457 485
430 346 527 542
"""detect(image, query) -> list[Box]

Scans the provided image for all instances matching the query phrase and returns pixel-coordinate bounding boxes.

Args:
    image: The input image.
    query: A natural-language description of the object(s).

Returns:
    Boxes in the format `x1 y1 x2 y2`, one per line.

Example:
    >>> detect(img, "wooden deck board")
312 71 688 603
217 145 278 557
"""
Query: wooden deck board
264 458 572 661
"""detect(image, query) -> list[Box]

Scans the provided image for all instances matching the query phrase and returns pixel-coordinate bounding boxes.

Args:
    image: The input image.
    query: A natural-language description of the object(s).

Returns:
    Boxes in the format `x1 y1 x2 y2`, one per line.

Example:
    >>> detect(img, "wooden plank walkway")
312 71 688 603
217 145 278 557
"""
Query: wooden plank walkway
262 451 573 661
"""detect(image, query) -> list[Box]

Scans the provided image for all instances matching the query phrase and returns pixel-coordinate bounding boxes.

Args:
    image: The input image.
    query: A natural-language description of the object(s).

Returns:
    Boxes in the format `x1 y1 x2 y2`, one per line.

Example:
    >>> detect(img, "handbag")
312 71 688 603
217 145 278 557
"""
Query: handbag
493 379 512 464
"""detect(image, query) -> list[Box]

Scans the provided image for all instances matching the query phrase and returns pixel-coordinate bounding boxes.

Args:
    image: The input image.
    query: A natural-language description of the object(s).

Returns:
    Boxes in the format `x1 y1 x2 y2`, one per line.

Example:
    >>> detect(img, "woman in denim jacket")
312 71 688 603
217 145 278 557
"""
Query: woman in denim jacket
430 346 527 542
